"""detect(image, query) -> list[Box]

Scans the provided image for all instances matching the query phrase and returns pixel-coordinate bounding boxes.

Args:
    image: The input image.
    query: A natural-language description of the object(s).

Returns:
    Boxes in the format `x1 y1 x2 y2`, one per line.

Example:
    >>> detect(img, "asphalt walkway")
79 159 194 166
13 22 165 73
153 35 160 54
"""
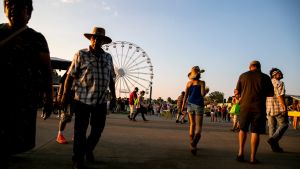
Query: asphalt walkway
9 112 300 169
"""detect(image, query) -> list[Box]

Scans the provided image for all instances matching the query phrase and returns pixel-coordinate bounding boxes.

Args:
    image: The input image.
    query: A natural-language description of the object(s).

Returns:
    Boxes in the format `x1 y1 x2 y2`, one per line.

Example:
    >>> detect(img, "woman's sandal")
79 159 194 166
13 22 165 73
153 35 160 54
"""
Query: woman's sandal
190 147 197 156
249 159 261 164
236 155 245 162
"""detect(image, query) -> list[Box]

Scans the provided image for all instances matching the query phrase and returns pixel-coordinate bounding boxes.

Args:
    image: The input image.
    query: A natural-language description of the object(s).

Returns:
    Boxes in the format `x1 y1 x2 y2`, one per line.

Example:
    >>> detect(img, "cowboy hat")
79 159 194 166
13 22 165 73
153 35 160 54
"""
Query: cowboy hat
84 27 112 44
270 67 283 78
188 66 205 79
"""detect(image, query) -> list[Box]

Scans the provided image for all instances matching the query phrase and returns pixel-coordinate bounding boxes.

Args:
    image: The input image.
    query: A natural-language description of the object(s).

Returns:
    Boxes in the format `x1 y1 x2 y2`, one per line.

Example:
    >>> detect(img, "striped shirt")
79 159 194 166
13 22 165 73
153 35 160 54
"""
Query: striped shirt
266 78 285 116
68 48 115 105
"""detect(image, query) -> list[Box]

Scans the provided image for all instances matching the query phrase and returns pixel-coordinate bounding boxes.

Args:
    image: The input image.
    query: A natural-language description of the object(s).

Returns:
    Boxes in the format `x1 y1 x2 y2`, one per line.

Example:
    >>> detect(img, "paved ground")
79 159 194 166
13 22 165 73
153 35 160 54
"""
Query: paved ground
9 111 300 169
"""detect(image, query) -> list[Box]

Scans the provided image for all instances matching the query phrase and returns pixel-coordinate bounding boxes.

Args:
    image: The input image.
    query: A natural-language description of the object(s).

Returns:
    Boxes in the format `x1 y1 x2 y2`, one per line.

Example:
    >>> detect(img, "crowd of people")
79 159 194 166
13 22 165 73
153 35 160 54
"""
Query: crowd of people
1 1 299 169
209 104 231 123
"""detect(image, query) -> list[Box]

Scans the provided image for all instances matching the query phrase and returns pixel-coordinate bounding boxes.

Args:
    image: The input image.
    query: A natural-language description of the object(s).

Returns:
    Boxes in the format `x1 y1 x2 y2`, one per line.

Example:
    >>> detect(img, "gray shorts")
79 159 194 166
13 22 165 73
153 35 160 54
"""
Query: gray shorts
187 102 204 116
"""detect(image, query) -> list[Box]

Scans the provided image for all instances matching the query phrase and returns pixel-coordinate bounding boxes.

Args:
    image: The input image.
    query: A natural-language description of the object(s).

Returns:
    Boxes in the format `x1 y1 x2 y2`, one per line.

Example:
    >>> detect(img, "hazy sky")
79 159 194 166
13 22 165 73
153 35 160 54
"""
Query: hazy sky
1 0 299 100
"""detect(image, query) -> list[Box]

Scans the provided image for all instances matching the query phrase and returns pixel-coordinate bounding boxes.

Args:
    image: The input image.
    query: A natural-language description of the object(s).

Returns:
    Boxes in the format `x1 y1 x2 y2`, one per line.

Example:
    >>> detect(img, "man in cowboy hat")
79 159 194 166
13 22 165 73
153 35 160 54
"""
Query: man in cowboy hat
61 26 116 169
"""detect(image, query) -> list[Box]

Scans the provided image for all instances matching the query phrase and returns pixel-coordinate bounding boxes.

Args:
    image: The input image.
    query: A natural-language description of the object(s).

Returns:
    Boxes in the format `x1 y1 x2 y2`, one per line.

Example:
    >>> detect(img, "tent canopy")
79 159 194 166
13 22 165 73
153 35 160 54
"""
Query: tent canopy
291 95 300 101
50 57 71 70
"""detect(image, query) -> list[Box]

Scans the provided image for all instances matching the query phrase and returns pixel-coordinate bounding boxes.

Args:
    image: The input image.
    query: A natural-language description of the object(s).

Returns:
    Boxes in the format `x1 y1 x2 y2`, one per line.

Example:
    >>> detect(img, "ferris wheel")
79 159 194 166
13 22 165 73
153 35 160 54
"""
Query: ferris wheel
103 41 154 98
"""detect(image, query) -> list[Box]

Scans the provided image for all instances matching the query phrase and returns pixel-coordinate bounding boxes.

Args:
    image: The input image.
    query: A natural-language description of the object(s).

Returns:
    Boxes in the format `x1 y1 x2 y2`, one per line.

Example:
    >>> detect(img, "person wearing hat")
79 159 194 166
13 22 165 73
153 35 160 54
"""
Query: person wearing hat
266 68 288 153
60 27 116 169
235 60 274 164
181 66 209 156
1 0 53 168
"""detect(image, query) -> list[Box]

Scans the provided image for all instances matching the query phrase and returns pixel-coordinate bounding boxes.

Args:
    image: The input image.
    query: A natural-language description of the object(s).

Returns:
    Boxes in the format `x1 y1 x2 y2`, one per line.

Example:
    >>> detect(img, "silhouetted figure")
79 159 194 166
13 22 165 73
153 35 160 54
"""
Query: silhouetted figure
0 0 53 168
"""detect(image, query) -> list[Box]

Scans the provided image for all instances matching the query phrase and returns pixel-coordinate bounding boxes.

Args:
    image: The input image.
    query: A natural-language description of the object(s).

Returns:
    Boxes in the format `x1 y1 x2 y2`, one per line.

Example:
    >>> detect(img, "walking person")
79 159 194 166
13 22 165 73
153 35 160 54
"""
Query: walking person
235 60 274 164
210 105 217 122
221 105 228 122
132 90 149 121
178 100 188 124
229 91 240 132
60 27 116 169
128 87 139 120
0 0 53 168
175 91 185 123
266 68 288 153
182 66 209 156
56 71 75 144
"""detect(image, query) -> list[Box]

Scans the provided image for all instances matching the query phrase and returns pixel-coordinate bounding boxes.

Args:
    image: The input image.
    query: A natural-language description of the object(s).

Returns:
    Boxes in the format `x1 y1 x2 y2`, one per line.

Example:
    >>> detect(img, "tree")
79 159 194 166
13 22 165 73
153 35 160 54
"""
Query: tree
208 91 224 103
155 97 164 104
167 97 175 104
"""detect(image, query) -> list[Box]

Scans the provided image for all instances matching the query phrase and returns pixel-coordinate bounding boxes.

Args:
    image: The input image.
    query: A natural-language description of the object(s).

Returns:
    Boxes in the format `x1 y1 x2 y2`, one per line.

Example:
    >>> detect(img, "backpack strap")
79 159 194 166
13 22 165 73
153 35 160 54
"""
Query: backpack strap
0 25 28 47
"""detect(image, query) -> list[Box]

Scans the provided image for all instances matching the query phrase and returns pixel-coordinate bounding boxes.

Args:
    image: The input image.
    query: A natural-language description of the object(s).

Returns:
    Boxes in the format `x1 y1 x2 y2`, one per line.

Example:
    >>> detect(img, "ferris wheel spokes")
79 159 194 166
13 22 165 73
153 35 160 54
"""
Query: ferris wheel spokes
125 75 149 90
119 77 131 94
125 52 144 69
126 74 151 87
127 58 149 70
129 65 153 72
103 41 153 98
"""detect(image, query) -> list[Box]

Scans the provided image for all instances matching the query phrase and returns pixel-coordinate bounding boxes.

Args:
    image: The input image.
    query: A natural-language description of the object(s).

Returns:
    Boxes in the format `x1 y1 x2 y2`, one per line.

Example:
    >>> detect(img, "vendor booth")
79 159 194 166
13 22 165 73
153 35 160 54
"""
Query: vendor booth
287 95 300 129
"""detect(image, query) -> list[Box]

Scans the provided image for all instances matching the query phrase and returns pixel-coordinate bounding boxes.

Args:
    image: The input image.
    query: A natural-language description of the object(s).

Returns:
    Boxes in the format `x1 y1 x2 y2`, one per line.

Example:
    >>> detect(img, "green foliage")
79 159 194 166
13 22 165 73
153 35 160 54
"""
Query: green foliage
167 97 175 104
208 91 224 103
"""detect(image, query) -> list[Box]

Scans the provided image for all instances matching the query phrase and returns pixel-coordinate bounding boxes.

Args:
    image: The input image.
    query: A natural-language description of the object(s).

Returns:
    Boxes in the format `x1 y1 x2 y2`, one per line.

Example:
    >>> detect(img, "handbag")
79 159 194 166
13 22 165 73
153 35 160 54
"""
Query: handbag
134 98 139 106
230 103 240 115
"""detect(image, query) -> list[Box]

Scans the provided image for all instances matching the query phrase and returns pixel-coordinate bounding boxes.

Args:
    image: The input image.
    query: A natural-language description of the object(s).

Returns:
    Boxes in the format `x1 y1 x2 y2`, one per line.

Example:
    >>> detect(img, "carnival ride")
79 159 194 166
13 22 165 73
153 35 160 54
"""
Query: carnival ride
103 41 154 99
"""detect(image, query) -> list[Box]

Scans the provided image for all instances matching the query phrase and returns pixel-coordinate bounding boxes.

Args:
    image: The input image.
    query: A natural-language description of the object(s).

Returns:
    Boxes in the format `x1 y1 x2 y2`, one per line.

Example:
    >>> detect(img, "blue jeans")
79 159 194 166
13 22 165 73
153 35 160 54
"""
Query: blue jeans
268 113 289 142
72 101 107 162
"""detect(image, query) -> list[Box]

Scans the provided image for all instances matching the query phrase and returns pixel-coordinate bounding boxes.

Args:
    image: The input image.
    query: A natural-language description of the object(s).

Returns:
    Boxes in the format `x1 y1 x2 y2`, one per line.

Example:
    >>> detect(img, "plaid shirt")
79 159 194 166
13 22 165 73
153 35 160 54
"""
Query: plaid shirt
68 48 115 105
266 78 285 116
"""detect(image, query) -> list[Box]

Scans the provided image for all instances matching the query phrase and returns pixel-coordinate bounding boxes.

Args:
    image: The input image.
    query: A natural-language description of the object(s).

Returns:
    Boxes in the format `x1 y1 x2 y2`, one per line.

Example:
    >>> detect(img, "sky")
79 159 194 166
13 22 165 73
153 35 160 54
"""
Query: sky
1 0 300 100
